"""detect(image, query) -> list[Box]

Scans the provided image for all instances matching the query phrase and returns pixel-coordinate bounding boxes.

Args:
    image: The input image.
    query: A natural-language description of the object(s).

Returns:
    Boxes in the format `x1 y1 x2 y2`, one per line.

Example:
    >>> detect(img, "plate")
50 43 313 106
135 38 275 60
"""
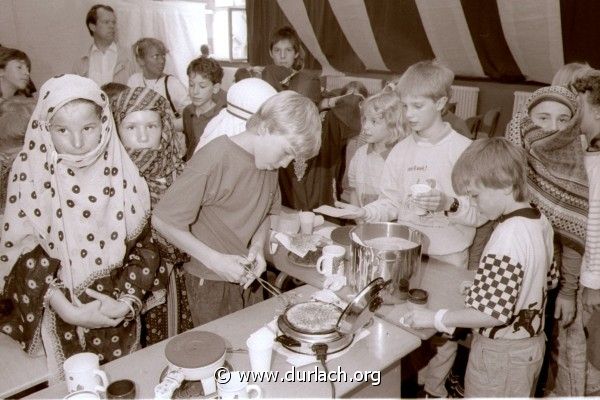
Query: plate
331 226 353 247
313 205 358 219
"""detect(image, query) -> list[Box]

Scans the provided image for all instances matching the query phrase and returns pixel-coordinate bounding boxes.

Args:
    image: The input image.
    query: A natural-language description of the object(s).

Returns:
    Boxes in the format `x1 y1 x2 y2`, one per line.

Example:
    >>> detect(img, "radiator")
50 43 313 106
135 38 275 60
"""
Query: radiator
512 91 533 117
449 85 479 119
325 75 384 95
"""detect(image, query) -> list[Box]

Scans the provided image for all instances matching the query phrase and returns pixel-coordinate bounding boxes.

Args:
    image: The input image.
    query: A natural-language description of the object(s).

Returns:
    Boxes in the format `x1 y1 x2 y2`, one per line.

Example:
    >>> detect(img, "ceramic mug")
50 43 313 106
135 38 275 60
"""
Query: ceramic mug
316 245 345 276
63 390 101 399
217 371 262 399
63 353 108 395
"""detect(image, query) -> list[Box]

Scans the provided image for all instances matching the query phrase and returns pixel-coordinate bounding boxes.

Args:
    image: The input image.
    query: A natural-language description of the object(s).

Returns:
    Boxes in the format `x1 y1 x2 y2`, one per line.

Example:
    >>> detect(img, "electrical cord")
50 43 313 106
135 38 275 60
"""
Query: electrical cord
312 343 335 398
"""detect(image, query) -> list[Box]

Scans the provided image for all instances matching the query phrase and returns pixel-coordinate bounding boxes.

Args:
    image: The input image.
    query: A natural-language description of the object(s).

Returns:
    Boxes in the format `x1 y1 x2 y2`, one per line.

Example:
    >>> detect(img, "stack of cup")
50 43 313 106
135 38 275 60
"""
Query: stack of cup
246 327 275 372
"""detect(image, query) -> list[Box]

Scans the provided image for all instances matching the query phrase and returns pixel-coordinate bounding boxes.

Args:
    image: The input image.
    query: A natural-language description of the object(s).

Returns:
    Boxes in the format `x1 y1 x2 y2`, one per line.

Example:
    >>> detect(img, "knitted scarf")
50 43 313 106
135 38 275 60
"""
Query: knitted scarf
520 116 588 253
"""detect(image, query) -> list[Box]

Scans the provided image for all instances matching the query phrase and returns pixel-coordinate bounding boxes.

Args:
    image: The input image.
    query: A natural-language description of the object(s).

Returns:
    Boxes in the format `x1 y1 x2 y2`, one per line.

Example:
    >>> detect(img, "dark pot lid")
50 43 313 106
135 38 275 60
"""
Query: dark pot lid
336 277 389 335
165 331 226 369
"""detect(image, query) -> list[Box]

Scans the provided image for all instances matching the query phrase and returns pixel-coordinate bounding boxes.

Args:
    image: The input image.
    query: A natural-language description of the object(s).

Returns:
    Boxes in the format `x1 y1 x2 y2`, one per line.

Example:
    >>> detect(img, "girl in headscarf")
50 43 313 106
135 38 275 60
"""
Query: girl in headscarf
506 85 589 396
0 74 160 381
111 86 191 345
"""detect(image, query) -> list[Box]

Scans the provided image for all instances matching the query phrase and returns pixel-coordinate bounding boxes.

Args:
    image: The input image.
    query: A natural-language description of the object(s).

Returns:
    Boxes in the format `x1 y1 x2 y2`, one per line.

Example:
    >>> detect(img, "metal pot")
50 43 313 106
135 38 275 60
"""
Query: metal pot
350 223 423 304
276 278 387 356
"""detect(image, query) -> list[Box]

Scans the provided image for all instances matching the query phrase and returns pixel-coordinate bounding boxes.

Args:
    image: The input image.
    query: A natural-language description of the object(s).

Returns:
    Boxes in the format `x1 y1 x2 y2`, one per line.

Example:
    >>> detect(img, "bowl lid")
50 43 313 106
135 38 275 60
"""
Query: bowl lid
336 278 388 335
165 331 226 369
331 226 353 247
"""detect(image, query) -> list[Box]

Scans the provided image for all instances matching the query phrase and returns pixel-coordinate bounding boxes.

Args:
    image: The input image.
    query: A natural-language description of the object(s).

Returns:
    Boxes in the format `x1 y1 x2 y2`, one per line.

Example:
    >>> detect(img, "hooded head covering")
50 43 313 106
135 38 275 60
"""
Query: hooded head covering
111 87 185 207
526 85 578 116
515 86 589 252
0 74 150 294
194 78 276 152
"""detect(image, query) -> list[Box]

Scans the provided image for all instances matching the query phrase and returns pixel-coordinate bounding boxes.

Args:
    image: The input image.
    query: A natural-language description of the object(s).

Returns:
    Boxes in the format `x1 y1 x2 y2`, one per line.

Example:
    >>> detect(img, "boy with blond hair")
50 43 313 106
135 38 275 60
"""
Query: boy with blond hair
406 138 557 397
334 60 481 397
153 91 321 326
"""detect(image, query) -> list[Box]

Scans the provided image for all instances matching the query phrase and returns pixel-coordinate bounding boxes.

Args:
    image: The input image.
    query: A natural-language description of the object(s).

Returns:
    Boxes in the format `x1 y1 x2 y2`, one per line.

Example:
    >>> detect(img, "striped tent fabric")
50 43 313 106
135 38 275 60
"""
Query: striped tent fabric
247 0 600 84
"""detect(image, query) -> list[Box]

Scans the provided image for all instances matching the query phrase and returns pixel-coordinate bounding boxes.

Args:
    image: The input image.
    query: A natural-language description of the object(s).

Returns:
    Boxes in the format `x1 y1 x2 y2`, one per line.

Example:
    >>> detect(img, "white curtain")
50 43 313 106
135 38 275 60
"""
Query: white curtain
0 0 207 88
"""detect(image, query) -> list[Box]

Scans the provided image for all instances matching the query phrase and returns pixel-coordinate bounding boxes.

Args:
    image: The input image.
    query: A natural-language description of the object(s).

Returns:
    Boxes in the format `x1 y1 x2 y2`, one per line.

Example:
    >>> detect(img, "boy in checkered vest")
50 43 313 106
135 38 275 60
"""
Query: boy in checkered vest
405 138 558 397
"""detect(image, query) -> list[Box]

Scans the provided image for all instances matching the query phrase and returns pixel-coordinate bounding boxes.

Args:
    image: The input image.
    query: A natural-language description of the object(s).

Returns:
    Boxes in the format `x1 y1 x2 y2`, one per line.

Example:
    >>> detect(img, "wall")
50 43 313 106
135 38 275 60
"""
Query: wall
0 0 207 89
453 78 543 136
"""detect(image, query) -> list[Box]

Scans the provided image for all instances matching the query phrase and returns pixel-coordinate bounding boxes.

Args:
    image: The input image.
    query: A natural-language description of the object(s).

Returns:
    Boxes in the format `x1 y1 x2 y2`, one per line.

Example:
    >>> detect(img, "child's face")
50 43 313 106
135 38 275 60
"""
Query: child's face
362 112 391 144
188 73 218 108
49 103 102 155
118 110 162 150
529 100 572 131
466 184 509 220
140 46 166 78
0 59 30 91
578 92 600 141
254 133 295 170
401 94 444 133
269 39 298 69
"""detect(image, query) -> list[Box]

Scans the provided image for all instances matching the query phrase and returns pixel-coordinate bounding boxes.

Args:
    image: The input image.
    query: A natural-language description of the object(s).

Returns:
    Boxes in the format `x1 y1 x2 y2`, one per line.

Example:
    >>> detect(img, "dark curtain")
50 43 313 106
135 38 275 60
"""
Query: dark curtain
561 0 600 69
247 0 320 69
460 0 524 83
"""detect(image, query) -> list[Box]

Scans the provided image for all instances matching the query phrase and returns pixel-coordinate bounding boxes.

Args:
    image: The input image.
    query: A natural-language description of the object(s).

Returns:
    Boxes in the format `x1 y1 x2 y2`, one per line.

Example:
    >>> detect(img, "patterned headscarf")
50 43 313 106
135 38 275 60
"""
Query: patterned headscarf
0 74 150 295
111 87 185 207
507 85 588 252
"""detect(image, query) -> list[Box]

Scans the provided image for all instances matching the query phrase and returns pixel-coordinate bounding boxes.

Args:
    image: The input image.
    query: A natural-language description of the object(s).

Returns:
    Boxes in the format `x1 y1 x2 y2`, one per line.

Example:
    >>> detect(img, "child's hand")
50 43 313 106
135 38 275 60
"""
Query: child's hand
583 287 600 312
412 189 452 213
402 309 436 329
85 288 130 319
49 288 123 328
554 296 576 327
241 245 266 289
213 254 248 283
73 300 125 329
333 201 367 219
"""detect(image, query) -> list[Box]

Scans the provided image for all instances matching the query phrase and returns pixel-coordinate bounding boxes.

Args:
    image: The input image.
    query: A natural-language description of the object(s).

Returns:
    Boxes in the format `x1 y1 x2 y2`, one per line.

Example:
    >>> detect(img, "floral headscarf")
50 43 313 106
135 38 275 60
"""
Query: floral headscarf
0 74 150 295
111 87 185 207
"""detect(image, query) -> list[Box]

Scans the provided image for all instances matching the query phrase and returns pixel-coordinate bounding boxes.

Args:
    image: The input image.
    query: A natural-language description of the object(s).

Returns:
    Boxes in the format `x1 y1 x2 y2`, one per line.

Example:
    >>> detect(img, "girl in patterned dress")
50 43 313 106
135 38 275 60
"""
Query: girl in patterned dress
111 86 192 345
0 74 161 381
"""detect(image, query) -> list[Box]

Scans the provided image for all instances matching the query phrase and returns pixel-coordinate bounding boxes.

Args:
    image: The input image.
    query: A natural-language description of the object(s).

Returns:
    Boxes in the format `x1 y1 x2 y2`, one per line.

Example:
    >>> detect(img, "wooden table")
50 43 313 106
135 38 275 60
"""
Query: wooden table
28 284 421 399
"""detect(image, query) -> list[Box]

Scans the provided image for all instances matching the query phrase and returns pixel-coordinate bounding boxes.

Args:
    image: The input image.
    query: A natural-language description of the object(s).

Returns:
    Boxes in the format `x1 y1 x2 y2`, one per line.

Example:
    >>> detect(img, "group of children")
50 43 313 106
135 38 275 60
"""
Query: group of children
2 18 600 398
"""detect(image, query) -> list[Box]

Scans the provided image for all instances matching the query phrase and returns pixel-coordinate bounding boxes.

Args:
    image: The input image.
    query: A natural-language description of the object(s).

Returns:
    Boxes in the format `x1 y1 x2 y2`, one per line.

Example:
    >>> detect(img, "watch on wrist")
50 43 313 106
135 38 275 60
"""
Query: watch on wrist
444 197 459 216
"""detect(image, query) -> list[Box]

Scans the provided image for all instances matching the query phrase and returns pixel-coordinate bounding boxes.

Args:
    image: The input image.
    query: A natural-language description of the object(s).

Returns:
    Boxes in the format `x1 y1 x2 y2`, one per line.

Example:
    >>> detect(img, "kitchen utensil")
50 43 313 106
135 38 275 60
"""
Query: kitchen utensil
154 331 226 399
350 223 423 304
275 278 388 356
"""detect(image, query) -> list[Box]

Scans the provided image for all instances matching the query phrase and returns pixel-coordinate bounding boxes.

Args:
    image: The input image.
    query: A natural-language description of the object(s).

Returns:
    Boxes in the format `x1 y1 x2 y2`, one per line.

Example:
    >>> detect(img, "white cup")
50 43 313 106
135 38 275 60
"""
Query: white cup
316 245 345 277
217 371 263 399
277 212 300 235
246 331 274 373
63 353 108 395
299 211 315 234
410 183 432 216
